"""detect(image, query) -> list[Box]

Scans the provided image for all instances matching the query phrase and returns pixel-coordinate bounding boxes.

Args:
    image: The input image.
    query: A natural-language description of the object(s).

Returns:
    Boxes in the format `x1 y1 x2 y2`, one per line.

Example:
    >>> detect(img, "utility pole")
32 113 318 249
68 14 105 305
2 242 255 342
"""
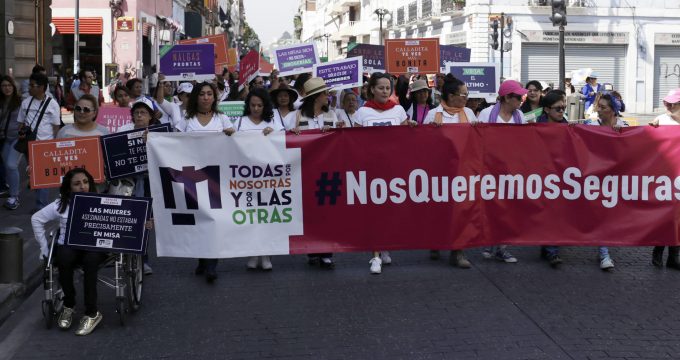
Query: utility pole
500 13 505 81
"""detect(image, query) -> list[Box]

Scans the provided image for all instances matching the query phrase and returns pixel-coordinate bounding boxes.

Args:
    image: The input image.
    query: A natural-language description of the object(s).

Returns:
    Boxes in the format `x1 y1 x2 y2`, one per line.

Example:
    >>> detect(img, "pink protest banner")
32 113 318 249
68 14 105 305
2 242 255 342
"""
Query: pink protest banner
96 106 132 133
238 50 260 90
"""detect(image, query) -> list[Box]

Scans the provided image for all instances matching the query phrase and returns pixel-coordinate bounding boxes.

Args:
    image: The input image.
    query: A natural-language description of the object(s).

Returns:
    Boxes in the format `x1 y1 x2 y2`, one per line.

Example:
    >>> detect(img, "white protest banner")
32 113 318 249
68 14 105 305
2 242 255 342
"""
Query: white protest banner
146 132 303 258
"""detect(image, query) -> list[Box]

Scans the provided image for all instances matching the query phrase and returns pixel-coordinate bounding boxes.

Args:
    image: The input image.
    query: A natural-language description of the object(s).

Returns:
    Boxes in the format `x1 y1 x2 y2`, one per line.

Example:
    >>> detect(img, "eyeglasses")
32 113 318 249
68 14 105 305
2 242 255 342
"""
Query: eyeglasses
74 105 93 113
508 94 523 101
453 93 469 98
549 106 566 112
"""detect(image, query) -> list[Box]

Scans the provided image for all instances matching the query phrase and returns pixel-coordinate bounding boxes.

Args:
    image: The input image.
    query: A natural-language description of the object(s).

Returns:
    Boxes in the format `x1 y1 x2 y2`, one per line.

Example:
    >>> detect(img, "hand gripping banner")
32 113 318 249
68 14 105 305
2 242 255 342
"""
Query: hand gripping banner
147 125 680 258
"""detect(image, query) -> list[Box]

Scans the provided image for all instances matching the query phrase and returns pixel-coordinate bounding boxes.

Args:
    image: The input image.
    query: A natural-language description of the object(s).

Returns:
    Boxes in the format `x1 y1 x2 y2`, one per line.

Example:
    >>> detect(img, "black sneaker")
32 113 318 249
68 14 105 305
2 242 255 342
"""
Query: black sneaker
548 254 563 268
319 257 335 269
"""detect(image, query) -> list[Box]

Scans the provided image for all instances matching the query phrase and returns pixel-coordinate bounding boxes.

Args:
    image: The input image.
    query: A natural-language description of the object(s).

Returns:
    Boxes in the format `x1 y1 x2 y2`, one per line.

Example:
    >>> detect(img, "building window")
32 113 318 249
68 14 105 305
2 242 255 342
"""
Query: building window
422 0 432 18
408 2 417 21
440 0 457 13
397 7 405 25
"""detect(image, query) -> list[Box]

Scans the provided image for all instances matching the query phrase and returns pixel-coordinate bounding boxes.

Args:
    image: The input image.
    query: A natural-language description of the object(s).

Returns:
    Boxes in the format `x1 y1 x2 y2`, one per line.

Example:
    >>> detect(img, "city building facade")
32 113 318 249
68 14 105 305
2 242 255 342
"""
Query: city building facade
300 0 680 113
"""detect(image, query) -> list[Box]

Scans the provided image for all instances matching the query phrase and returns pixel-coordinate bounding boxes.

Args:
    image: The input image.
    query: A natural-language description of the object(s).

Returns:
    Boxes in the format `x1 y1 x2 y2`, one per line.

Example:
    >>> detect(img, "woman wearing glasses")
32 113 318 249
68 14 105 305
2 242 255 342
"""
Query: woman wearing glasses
57 94 109 138
536 90 568 124
423 75 476 268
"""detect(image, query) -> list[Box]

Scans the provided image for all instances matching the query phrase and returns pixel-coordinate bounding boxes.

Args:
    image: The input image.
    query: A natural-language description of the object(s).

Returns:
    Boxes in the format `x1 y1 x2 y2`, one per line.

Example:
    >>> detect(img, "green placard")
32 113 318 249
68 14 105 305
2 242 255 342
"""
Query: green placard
217 101 245 123
524 108 543 122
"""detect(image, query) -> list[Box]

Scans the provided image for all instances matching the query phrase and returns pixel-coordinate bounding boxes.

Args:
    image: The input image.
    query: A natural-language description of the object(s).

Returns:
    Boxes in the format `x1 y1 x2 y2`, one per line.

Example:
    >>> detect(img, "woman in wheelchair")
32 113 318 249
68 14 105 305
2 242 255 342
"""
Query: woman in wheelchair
31 168 107 335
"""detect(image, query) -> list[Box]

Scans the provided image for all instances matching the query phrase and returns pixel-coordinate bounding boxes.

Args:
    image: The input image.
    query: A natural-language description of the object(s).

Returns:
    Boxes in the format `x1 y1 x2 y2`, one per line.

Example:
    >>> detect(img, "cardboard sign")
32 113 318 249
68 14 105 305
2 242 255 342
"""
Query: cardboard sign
29 136 105 189
447 62 501 100
227 48 239 72
239 50 260 90
65 193 152 254
347 43 385 73
100 124 172 180
385 38 440 75
180 34 229 74
439 45 471 71
313 57 363 90
217 101 245 124
159 44 215 81
273 43 319 76
96 106 132 133
259 57 274 76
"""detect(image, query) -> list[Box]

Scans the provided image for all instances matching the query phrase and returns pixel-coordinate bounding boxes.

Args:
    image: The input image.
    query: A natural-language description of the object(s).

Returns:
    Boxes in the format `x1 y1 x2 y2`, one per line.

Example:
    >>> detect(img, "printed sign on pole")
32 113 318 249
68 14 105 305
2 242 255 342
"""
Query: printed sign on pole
100 124 172 180
447 62 501 100
159 43 215 81
313 57 363 90
217 101 245 124
385 38 440 75
179 34 230 74
65 193 152 254
29 136 105 189
439 45 472 71
239 50 260 90
96 106 132 133
347 43 385 73
273 43 319 77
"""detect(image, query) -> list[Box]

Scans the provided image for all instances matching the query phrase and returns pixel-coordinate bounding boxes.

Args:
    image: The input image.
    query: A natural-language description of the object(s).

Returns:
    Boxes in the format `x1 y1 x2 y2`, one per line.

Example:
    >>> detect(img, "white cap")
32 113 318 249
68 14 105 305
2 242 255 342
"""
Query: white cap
177 82 193 94
132 96 156 112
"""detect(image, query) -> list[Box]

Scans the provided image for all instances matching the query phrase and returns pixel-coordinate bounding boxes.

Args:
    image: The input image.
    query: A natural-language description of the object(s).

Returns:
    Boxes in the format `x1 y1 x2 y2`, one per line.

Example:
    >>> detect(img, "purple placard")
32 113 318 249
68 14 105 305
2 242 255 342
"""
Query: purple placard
313 57 362 90
439 45 472 69
347 44 385 73
159 44 215 81
274 43 319 76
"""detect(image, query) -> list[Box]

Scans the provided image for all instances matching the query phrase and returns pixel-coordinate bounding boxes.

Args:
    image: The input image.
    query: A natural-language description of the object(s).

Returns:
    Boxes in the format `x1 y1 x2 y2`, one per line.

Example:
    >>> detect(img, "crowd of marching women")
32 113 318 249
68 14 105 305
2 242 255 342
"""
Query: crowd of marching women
1 63 679 335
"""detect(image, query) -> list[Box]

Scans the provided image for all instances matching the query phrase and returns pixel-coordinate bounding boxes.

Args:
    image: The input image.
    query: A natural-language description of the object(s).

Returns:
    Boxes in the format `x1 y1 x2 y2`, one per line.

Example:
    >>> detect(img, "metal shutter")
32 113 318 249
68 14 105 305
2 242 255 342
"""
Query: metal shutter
521 44 627 98
653 46 680 112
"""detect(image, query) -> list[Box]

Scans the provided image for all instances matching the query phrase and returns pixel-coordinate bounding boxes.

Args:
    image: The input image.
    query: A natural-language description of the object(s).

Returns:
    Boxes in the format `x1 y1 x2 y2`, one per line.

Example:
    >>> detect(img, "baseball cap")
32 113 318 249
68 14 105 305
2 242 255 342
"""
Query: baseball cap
663 88 680 104
409 79 429 93
132 97 155 114
177 82 193 94
498 80 528 97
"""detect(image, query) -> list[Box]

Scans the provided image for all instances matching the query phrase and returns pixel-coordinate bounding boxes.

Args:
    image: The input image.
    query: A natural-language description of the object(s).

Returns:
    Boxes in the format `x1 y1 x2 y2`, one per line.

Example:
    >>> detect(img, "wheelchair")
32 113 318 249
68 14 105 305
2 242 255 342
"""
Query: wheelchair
41 226 144 329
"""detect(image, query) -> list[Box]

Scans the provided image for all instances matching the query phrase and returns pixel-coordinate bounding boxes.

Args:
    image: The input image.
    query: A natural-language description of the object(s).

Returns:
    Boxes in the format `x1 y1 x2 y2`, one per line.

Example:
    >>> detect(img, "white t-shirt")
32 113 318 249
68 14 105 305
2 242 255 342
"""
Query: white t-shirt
273 109 297 130
175 113 234 133
423 105 478 125
17 96 61 140
355 106 408 127
478 106 527 124
296 110 341 130
588 118 629 127
655 113 680 126
235 116 284 132
335 108 359 127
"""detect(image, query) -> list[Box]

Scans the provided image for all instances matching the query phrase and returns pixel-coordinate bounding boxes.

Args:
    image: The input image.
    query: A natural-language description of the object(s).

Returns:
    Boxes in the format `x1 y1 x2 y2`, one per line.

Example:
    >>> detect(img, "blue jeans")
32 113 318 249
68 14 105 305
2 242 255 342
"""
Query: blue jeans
1 139 21 198
35 188 50 209
544 246 610 259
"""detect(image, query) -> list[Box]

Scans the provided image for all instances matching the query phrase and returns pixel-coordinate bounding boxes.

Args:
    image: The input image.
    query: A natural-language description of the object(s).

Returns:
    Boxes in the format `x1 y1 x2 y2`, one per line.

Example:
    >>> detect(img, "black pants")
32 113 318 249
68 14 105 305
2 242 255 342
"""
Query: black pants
56 246 108 317
197 258 218 272
307 253 333 259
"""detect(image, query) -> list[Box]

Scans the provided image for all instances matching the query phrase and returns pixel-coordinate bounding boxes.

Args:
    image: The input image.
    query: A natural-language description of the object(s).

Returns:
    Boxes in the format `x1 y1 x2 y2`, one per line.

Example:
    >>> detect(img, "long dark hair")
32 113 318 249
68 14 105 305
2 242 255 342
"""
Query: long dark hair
243 88 274 121
395 75 410 109
185 82 221 119
0 75 21 112
366 72 393 100
441 74 465 104
300 92 329 118
58 168 96 214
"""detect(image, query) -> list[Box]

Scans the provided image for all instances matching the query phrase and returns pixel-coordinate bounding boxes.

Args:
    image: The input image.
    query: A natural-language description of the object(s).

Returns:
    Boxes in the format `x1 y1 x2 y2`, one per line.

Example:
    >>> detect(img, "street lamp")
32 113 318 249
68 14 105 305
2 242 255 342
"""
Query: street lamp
373 8 391 45
321 33 331 58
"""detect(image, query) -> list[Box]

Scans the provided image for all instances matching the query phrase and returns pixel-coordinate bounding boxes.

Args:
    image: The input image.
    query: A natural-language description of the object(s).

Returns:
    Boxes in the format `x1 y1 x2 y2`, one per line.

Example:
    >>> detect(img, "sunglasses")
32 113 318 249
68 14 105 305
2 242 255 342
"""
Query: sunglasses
550 106 566 112
74 105 93 113
508 94 523 101
453 93 469 98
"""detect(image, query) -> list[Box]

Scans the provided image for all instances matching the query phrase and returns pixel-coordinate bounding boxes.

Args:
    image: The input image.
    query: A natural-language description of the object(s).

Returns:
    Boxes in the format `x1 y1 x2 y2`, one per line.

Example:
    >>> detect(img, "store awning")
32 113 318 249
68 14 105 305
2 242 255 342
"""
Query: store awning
52 17 103 35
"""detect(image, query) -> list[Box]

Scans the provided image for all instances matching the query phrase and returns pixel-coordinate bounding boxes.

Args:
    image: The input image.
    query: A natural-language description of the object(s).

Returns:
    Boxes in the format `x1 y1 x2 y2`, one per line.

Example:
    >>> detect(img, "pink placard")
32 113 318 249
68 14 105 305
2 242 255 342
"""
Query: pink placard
96 106 132 133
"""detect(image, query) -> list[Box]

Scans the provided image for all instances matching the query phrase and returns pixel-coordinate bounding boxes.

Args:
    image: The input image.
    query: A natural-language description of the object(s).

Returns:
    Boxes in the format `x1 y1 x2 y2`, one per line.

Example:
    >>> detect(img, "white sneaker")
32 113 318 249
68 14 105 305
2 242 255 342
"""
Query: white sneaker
246 256 259 269
369 257 382 274
261 256 273 270
481 248 494 259
600 256 615 270
380 251 392 265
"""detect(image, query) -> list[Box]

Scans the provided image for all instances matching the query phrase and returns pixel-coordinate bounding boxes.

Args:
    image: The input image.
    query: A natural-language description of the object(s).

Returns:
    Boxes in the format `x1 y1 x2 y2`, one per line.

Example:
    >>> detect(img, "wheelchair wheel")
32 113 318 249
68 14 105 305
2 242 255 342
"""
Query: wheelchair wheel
125 254 143 312
41 300 55 329
116 297 127 326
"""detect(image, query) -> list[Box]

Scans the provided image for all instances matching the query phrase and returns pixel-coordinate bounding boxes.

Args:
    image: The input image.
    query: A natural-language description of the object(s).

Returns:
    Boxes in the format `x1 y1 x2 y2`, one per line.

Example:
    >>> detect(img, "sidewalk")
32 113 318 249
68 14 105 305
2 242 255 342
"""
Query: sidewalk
0 171 52 324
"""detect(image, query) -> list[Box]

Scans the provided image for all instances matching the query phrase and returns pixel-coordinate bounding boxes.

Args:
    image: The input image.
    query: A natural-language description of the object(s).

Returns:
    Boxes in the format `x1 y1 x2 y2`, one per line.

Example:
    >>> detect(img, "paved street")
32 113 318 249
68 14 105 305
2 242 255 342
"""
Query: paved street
1 244 679 360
